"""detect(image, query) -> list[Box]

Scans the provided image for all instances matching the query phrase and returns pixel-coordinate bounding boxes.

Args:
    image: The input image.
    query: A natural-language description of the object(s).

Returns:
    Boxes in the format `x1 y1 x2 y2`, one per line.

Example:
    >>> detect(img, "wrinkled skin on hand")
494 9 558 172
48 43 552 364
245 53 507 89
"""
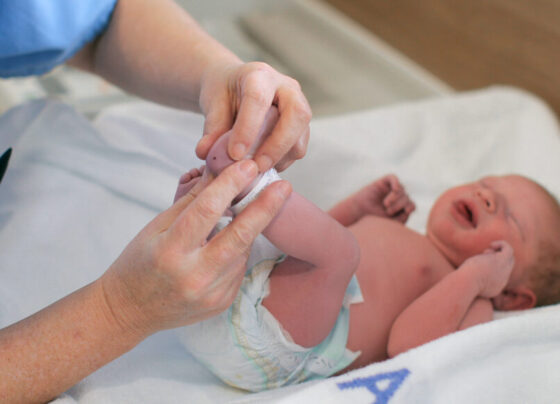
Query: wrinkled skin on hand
206 107 279 201
196 62 311 173
99 160 292 338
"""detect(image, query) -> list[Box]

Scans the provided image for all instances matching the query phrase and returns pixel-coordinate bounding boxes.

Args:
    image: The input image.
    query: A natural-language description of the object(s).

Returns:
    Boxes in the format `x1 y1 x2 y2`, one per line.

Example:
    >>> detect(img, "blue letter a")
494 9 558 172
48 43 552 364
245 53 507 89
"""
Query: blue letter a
337 368 410 404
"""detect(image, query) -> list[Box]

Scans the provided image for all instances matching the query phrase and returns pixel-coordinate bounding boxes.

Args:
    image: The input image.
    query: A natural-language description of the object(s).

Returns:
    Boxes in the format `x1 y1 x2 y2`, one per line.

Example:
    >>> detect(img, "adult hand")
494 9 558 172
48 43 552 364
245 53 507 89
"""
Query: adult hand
99 160 292 337
195 62 312 173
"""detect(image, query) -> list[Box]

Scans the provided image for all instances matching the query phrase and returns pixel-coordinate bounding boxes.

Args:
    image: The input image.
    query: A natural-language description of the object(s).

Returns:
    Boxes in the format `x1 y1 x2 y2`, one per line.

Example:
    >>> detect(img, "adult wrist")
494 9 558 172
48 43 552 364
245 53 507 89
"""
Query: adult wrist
95 274 153 344
197 60 242 113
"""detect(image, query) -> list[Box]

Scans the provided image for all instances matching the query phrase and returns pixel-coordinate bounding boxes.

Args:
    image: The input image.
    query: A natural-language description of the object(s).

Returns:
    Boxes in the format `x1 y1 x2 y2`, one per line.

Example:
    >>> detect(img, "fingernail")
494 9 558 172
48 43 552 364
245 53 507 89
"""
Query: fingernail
276 180 292 198
231 143 246 160
239 159 257 176
256 155 273 171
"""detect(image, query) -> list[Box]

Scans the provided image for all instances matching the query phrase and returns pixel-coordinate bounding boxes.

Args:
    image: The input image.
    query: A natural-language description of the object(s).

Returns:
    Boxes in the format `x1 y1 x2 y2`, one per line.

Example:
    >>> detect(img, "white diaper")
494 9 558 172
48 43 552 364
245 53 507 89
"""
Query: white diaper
230 168 281 215
179 217 363 392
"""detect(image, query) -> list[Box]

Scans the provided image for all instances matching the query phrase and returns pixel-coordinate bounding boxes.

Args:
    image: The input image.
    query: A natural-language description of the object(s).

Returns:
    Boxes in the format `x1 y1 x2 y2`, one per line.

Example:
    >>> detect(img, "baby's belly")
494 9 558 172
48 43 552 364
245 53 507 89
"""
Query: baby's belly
344 216 451 368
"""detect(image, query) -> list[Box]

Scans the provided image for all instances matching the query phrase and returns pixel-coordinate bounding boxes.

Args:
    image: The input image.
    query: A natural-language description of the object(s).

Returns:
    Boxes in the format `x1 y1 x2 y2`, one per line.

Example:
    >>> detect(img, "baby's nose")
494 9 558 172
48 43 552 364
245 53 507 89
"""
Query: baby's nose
476 189 496 213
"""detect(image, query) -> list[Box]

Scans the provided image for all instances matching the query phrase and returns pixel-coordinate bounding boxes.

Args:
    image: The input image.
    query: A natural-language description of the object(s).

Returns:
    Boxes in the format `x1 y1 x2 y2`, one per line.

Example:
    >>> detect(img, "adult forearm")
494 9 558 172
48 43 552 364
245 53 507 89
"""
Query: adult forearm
72 0 241 111
387 270 486 357
0 280 144 403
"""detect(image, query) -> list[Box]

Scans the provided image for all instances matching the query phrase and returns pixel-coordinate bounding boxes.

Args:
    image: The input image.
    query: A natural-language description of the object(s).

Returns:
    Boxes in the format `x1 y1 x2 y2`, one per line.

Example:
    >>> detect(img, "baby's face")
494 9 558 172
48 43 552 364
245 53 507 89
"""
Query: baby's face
427 175 556 284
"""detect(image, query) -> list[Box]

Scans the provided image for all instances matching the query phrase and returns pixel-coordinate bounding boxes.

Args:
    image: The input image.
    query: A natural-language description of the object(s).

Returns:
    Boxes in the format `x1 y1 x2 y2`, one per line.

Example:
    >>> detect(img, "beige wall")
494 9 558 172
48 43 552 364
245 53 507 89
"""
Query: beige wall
323 0 560 117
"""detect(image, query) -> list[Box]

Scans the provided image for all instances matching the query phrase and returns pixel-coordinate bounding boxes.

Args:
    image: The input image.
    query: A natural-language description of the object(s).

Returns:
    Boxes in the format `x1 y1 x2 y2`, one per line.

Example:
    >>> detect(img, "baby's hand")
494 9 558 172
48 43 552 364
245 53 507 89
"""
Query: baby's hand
354 174 415 223
461 240 515 298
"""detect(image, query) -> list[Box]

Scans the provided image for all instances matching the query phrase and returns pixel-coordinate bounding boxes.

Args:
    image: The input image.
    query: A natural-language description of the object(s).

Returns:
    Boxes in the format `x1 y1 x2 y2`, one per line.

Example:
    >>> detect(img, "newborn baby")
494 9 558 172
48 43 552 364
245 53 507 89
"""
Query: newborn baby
174 108 560 391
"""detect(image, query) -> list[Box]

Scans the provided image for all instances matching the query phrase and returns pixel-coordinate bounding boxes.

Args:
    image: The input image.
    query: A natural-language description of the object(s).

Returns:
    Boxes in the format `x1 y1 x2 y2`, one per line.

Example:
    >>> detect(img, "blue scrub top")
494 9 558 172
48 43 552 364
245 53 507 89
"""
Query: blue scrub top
0 0 118 77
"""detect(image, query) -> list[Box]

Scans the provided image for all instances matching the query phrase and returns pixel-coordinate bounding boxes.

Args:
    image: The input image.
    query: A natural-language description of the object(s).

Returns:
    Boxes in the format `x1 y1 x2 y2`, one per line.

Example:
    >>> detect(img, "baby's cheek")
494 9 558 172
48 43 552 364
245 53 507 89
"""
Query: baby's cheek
478 225 512 249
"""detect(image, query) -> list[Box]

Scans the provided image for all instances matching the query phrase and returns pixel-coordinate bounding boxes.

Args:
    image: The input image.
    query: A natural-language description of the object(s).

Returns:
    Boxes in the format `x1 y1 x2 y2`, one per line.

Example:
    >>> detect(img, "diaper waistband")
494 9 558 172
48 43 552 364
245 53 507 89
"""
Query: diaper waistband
230 168 281 215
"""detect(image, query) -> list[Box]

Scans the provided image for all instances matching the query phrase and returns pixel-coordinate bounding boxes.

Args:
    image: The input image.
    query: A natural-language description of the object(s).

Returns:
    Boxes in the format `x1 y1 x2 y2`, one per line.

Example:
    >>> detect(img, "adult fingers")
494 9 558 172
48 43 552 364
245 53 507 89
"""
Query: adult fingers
150 170 212 233
196 95 235 160
227 63 276 162
166 160 259 250
202 180 292 269
253 85 312 172
274 125 310 172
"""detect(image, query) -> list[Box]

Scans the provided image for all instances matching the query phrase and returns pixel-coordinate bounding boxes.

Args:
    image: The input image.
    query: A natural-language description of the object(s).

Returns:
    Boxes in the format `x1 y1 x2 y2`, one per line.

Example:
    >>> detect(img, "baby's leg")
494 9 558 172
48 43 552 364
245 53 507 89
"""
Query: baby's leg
204 107 360 348
206 107 279 201
262 194 360 348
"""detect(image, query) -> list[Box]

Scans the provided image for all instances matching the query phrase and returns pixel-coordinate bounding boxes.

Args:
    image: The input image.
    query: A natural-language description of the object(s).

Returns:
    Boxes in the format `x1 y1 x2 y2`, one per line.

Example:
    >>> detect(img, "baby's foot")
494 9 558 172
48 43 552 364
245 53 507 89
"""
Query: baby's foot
206 107 279 205
173 166 205 203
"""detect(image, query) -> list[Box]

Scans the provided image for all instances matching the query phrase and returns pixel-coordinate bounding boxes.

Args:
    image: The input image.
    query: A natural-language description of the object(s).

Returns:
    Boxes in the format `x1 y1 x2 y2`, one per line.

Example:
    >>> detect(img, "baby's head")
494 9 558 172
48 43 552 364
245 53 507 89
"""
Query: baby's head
427 174 560 309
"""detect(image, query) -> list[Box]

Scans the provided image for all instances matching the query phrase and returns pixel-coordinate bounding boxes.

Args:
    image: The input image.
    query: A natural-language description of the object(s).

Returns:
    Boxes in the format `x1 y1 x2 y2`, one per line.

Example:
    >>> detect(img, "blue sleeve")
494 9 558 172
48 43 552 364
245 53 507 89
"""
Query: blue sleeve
0 0 118 77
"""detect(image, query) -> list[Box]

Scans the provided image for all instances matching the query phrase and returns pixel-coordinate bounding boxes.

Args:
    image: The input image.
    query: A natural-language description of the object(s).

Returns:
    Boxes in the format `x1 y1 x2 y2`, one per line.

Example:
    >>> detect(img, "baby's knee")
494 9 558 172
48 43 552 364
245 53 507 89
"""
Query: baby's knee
322 231 360 286
339 233 361 277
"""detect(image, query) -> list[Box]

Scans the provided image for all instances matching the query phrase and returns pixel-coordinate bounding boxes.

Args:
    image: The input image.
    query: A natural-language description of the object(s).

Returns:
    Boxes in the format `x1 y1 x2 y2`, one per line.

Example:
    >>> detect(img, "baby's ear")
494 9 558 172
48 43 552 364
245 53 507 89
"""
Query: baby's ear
492 286 537 311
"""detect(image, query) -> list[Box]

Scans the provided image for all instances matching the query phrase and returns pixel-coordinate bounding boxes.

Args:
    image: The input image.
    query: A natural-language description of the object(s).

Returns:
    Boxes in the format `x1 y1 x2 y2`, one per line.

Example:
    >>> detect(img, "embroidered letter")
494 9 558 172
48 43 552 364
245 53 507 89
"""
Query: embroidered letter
337 368 410 404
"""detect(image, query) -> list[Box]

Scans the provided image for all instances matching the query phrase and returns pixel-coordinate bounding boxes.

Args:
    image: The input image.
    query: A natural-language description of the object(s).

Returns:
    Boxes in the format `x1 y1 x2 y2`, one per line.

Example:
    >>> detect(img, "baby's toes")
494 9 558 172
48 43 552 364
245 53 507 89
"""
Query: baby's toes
174 183 189 203
174 168 205 203
180 166 205 184
173 177 202 203
178 172 193 185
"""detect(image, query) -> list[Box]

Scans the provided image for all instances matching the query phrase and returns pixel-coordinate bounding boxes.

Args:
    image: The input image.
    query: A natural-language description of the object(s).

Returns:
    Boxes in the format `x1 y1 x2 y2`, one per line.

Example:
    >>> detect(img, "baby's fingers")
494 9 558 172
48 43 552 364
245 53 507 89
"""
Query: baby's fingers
385 194 405 215
391 200 416 223
382 187 403 207
384 191 413 214
393 210 409 224
490 240 512 252
384 174 404 192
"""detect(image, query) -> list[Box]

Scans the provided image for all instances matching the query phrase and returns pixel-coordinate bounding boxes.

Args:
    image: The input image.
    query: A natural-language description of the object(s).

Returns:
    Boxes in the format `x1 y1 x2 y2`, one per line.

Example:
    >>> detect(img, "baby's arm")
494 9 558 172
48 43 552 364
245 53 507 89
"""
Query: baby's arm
387 241 514 357
329 175 415 227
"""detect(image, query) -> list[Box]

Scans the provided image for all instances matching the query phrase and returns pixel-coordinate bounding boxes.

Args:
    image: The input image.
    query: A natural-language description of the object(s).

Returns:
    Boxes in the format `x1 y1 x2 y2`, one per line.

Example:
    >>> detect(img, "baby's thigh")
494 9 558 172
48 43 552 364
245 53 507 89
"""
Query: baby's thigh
264 257 352 348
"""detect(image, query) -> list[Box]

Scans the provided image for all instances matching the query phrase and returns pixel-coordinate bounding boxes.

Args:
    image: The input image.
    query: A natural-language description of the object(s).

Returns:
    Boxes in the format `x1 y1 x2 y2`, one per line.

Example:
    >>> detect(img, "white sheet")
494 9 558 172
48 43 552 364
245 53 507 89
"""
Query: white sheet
0 86 559 403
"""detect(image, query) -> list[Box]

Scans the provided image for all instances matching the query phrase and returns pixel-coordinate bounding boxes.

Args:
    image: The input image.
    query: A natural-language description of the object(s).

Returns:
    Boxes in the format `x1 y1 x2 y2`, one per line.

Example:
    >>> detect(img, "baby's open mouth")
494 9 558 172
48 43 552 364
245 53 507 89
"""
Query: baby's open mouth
453 200 477 228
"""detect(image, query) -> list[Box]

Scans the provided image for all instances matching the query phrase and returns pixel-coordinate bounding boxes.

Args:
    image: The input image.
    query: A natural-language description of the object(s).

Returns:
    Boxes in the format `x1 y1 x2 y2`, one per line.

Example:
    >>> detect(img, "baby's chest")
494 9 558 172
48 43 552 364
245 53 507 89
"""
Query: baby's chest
352 217 452 294
381 238 448 296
